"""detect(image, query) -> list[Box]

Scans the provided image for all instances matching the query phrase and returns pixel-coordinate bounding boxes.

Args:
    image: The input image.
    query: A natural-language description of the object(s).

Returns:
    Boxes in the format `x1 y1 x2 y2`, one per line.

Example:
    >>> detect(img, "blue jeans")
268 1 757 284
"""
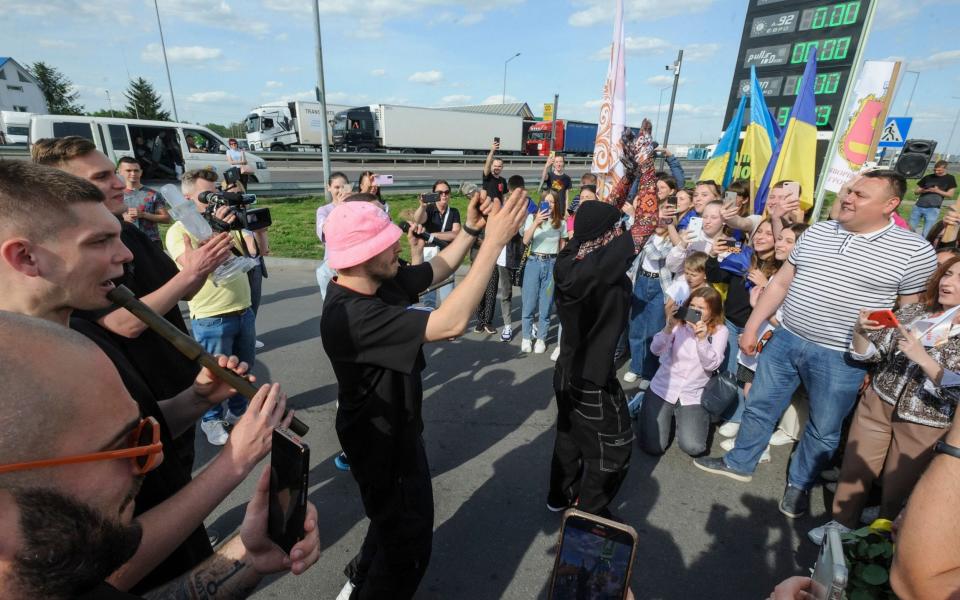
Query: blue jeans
192 308 256 422
422 279 454 309
724 327 866 489
521 255 555 341
721 319 747 423
316 260 336 300
627 274 665 379
909 205 940 238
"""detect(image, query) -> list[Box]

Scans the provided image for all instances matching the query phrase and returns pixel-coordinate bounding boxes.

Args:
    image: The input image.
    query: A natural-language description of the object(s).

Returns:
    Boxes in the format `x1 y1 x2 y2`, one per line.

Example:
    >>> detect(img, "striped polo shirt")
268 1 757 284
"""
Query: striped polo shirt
781 219 937 351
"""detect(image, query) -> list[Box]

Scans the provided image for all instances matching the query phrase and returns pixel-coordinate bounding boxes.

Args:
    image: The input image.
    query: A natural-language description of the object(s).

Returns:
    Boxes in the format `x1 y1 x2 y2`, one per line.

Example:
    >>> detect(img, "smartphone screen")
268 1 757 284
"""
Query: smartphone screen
675 306 702 324
723 191 739 210
539 201 550 213
783 181 800 198
268 428 310 553
549 511 637 600
421 192 440 203
867 309 900 329
666 195 678 209
494 136 500 143
373 174 394 186
686 216 704 238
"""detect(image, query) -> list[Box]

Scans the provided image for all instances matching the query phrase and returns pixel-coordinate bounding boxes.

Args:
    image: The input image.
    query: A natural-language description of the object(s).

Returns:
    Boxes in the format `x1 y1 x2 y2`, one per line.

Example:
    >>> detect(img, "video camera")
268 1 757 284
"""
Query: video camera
198 190 272 232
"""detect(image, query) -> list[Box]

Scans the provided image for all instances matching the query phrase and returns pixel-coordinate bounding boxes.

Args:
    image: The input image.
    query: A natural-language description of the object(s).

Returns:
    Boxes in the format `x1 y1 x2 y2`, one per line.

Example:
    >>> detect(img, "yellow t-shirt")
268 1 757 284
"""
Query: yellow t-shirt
165 221 251 319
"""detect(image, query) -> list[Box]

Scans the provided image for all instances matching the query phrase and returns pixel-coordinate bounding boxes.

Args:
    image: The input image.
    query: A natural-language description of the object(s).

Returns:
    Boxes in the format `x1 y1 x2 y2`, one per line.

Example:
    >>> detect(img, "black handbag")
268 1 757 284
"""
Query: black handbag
701 370 739 417
511 244 531 287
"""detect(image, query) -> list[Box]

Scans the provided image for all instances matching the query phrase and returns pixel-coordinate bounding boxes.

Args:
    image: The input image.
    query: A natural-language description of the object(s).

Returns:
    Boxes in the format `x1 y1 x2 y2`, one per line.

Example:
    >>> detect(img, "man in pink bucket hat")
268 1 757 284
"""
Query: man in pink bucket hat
321 189 527 599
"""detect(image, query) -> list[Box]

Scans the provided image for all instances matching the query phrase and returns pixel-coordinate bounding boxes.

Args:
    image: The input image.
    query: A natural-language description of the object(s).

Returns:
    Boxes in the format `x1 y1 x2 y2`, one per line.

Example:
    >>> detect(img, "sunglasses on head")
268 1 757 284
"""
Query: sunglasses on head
0 417 163 476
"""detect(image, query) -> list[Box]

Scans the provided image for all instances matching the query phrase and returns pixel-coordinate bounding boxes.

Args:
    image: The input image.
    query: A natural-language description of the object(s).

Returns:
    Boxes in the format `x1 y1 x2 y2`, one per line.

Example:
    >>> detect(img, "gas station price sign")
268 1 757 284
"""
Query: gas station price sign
724 0 874 133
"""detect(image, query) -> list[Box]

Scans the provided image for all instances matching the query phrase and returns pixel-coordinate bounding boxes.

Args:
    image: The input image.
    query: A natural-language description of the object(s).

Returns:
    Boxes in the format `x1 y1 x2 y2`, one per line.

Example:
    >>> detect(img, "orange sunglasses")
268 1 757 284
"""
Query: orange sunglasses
0 416 163 476
756 330 775 354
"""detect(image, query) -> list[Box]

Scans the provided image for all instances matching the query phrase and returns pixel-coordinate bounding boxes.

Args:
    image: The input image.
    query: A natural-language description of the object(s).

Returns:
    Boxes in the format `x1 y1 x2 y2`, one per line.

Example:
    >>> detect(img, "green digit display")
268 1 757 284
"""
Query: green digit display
816 105 832 127
812 6 827 28
835 36 851 60
793 37 851 63
791 42 806 63
822 38 836 60
777 107 790 127
799 1 861 31
825 72 840 94
828 3 845 26
844 1 860 24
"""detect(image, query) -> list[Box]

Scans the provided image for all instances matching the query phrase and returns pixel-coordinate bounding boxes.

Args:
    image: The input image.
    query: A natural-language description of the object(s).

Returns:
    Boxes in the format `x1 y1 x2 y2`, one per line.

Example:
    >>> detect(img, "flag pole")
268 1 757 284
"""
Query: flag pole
810 0 879 222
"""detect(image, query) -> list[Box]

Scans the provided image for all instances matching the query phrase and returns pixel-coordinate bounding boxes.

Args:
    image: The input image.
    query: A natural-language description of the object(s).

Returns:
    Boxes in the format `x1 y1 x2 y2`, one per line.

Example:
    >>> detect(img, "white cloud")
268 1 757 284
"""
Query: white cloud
1 0 133 22
279 65 303 73
408 70 444 84
142 43 223 64
909 49 960 71
482 94 517 105
432 10 485 25
37 38 77 48
593 36 671 60
185 91 240 103
684 43 720 61
371 68 387 77
439 94 472 105
646 75 685 86
275 32 289 42
265 81 283 88
570 0 713 27
459 12 484 25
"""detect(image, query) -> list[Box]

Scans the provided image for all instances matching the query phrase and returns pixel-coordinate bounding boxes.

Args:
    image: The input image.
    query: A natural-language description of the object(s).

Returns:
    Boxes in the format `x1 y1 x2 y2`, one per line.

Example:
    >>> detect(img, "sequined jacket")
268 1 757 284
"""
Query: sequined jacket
856 303 960 428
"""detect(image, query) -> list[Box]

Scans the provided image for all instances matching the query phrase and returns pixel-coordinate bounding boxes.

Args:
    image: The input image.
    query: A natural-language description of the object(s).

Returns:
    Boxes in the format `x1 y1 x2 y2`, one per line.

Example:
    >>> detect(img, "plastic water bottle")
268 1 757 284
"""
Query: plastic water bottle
160 184 257 286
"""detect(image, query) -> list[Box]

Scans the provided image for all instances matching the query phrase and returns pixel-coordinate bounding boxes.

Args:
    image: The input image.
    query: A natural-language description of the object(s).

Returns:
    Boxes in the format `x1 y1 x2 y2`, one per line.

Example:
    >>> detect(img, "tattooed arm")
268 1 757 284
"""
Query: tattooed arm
143 467 321 600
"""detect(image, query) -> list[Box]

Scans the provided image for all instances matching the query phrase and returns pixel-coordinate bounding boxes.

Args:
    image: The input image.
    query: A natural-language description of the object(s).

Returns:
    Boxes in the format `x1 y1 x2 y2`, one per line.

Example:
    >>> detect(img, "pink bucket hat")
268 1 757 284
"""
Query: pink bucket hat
324 202 402 270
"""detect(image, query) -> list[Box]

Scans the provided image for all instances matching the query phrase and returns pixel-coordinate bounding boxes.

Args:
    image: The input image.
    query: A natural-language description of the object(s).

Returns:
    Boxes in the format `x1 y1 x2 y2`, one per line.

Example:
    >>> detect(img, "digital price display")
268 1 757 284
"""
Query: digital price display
724 0 873 133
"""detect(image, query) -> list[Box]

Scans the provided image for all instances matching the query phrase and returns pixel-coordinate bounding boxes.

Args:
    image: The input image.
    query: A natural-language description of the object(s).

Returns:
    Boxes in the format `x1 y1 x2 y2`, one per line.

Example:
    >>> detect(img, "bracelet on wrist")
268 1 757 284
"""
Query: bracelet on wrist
462 223 482 237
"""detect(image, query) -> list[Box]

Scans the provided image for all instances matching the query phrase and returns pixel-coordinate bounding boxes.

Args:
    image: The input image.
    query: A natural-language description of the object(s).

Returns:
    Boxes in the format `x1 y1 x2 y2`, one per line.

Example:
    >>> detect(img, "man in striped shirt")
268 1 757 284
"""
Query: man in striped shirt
695 170 937 518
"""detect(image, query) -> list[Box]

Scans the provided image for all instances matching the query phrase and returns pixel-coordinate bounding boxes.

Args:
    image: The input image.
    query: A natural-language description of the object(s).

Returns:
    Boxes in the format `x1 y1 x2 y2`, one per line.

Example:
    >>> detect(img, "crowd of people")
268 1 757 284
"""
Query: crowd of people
2 125 960 600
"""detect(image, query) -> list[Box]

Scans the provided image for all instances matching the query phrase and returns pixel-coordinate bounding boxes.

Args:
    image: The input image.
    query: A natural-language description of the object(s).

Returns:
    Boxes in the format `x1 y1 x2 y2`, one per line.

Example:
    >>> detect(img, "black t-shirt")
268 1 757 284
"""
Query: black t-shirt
320 263 433 482
68 318 213 593
544 171 573 211
74 223 200 399
483 172 508 200
917 173 958 208
423 205 461 246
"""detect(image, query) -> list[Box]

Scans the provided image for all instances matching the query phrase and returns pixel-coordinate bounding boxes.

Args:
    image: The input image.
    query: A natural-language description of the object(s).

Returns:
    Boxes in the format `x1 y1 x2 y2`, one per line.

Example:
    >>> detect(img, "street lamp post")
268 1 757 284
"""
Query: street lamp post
661 50 684 167
502 52 520 104
312 0 332 194
903 70 920 117
152 0 179 122
655 85 671 140
945 96 960 161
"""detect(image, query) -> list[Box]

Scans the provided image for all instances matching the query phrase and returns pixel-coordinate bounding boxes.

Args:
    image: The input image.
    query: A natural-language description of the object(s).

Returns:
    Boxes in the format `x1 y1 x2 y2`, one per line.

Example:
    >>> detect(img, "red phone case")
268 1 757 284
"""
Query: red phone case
868 310 899 329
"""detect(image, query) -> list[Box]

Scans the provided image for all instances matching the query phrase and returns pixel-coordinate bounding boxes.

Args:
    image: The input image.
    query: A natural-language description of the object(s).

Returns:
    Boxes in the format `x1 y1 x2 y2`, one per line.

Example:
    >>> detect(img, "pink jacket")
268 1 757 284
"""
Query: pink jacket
649 323 728 406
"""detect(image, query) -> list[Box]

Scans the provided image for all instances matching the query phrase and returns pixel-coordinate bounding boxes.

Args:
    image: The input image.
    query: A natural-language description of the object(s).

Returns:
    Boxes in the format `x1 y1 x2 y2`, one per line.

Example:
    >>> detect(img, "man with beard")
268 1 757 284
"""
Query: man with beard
0 159 293 594
0 312 322 599
548 120 661 517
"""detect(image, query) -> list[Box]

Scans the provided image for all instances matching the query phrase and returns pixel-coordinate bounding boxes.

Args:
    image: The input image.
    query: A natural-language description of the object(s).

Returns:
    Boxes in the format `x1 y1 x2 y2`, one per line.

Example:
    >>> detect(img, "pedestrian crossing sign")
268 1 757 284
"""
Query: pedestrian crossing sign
878 117 912 148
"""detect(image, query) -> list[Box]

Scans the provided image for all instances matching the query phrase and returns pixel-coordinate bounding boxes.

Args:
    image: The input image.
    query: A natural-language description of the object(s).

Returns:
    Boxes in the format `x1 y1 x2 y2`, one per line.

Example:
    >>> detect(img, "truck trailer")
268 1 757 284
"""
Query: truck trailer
244 101 351 151
331 104 523 154
525 120 599 157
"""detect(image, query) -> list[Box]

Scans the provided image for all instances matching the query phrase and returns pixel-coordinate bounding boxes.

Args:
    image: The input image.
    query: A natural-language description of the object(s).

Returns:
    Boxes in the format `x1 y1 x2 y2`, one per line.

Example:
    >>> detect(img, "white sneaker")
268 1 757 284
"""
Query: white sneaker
718 422 740 438
808 520 852 546
336 580 355 600
623 371 639 383
550 346 560 362
720 438 770 463
500 325 513 342
255 339 265 350
534 339 546 354
521 338 532 353
860 506 880 525
200 420 229 446
638 379 651 391
769 429 796 446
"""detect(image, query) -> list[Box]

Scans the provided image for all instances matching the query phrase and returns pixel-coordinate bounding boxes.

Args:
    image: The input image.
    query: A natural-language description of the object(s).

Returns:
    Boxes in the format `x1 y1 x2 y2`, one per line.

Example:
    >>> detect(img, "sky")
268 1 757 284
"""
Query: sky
4 0 960 151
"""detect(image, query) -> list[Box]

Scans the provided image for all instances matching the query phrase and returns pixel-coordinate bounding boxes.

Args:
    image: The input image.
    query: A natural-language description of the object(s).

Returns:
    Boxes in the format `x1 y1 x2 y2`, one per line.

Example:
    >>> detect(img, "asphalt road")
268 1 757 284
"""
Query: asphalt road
195 259 828 600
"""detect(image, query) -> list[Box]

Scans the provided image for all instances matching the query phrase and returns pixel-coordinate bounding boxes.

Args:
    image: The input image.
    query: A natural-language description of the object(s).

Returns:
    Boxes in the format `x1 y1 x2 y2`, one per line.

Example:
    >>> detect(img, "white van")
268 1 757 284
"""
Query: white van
0 110 32 145
29 115 271 183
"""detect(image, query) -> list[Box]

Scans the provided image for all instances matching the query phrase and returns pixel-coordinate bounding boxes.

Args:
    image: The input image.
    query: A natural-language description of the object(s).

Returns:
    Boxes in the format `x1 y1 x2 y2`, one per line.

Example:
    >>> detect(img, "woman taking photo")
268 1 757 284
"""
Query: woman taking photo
639 286 727 456
677 180 722 230
520 190 566 354
808 255 960 545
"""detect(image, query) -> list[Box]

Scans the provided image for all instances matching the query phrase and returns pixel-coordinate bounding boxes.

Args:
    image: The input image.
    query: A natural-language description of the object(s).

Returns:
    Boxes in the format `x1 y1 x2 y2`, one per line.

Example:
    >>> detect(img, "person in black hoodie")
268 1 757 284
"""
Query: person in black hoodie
547 120 660 517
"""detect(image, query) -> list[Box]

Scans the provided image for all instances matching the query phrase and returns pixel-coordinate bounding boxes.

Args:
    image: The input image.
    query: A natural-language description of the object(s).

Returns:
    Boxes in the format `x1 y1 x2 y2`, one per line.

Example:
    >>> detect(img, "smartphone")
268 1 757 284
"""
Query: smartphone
675 306 703 324
723 191 739 210
268 428 310 553
494 136 500 144
539 200 550 213
665 195 678 209
810 525 848 600
421 192 440 204
686 216 704 238
373 174 394 186
548 509 638 600
783 181 800 198
868 309 900 329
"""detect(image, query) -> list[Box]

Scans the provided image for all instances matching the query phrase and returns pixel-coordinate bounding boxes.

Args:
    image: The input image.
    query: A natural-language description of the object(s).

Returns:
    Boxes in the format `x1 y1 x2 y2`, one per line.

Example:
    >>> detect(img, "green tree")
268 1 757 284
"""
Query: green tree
123 77 170 121
87 108 132 118
28 61 84 115
204 122 245 138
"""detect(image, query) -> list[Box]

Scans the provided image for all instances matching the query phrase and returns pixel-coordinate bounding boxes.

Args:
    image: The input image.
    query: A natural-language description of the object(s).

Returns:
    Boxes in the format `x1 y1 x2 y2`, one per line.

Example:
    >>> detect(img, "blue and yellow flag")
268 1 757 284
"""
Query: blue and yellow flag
742 66 779 200
755 48 818 214
700 95 746 188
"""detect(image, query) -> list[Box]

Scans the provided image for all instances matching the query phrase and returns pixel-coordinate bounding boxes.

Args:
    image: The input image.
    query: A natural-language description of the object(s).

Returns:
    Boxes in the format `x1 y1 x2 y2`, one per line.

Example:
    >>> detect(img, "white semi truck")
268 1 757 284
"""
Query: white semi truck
0 110 32 145
331 104 523 154
244 101 350 152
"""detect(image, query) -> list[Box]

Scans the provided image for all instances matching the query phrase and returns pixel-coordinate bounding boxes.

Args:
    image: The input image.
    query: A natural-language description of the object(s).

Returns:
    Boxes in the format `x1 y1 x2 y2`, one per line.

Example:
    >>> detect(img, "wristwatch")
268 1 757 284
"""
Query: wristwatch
934 439 960 460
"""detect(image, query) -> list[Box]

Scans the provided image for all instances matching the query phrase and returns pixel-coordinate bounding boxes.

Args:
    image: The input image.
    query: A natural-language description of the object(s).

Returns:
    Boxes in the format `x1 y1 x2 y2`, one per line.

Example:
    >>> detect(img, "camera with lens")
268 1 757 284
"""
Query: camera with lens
198 190 272 232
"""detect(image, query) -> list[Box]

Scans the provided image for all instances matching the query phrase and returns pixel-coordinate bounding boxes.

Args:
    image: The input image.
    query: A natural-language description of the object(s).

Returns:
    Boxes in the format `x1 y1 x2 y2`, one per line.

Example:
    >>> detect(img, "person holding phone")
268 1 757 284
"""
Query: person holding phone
665 200 728 274
676 180 721 231
808 255 960 545
520 190 566 354
413 179 462 309
909 160 956 237
540 153 572 210
638 286 727 456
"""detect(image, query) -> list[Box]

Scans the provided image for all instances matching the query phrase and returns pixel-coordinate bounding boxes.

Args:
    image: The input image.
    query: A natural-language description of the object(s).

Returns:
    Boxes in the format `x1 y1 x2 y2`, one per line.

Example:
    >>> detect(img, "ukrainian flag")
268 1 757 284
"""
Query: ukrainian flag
699 94 746 188
755 48 818 214
743 66 779 200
